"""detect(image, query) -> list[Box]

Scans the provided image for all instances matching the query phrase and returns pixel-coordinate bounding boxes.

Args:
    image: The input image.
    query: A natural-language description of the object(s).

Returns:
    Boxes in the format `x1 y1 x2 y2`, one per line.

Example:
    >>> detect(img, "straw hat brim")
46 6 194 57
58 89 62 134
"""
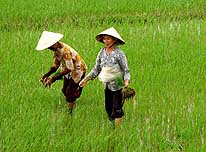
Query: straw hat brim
95 27 125 45
96 34 125 45
36 31 63 51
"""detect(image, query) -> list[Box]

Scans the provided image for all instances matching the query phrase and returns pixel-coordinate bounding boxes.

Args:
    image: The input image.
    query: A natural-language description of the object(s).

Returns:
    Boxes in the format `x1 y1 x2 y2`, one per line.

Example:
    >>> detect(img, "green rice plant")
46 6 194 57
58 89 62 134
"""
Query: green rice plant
0 0 206 151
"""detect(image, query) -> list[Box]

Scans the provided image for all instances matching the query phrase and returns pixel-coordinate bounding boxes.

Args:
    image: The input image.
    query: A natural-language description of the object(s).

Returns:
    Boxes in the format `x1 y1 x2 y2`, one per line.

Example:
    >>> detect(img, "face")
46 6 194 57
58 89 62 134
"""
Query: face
102 35 117 47
48 42 59 51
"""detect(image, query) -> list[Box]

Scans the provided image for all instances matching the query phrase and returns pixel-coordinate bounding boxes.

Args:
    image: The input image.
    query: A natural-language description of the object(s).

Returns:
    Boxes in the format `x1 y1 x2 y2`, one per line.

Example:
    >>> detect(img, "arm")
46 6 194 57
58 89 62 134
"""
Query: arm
40 58 60 83
45 51 73 87
44 67 71 87
118 51 130 87
51 67 71 82
79 50 102 87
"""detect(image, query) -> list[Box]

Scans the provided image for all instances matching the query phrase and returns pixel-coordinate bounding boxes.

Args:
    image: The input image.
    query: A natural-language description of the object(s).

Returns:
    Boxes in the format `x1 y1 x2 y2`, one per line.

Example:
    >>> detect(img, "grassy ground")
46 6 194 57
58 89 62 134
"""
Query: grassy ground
0 0 206 151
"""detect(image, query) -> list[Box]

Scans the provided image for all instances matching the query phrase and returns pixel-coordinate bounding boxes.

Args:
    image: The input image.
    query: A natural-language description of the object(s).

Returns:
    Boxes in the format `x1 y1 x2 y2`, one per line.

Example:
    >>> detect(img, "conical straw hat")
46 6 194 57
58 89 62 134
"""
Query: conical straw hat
36 31 63 51
96 27 125 45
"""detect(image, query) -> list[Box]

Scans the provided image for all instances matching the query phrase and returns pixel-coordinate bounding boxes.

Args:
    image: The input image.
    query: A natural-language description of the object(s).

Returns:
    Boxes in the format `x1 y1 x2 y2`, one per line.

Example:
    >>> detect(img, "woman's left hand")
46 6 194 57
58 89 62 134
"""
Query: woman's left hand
124 80 129 88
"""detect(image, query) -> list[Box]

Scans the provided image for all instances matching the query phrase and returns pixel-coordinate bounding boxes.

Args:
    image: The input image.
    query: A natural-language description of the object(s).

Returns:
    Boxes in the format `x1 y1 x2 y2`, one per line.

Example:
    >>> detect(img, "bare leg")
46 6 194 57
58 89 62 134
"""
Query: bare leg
115 117 123 127
67 102 75 114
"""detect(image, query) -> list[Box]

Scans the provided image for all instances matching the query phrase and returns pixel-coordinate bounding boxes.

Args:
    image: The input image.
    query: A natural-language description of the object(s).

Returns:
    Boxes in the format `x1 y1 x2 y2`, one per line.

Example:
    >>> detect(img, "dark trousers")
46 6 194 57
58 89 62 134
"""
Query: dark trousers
104 87 124 121
62 74 85 103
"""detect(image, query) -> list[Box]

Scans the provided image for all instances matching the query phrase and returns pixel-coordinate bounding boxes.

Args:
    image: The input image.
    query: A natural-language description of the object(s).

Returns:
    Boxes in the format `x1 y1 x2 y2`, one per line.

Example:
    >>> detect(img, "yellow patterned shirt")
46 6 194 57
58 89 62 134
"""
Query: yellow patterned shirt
52 42 87 83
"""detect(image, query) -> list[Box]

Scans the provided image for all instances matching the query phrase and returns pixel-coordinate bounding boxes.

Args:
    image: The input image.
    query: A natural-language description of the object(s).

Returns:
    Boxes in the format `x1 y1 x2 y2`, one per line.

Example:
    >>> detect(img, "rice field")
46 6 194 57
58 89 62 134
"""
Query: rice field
0 0 206 151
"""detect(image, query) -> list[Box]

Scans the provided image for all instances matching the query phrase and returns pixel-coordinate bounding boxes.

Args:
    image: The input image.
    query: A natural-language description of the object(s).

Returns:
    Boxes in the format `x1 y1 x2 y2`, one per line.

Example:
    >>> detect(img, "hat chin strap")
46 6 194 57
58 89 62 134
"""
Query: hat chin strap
108 40 118 49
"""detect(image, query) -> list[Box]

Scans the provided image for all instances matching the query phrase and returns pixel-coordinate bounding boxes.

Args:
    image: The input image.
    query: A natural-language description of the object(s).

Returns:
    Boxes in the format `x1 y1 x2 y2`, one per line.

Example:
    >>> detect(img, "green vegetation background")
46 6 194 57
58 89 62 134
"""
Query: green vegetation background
0 0 206 151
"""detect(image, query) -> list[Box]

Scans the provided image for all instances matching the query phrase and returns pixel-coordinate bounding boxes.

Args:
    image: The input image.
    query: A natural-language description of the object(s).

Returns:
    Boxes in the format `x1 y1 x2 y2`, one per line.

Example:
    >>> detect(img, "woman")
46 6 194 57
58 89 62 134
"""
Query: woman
79 27 130 127
36 31 87 114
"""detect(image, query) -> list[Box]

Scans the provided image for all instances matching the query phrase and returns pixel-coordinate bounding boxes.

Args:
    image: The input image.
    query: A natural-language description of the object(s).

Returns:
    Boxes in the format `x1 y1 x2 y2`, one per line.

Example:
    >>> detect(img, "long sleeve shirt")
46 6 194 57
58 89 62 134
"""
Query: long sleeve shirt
86 47 130 91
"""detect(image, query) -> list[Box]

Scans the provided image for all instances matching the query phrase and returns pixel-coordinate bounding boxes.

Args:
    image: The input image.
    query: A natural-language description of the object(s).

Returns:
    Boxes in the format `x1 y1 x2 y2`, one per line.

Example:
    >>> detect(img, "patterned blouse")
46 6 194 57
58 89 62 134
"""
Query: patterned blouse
52 42 87 83
86 47 130 91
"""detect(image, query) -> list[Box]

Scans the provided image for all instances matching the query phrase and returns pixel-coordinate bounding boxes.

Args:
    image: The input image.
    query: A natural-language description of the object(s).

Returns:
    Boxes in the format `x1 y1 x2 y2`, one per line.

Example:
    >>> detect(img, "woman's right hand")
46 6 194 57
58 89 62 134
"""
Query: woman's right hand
79 78 88 87
39 76 48 84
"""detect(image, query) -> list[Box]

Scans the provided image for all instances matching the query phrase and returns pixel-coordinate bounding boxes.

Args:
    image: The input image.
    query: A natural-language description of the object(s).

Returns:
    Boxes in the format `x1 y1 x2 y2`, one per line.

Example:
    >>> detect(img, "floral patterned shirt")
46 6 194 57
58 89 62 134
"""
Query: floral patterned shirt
86 47 130 91
52 42 87 83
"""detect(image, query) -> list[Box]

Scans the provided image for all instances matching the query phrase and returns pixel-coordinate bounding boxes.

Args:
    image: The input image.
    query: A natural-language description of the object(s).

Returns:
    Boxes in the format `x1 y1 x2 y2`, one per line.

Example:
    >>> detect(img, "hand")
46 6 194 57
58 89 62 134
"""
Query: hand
44 77 54 88
124 80 129 88
79 78 88 87
39 76 49 85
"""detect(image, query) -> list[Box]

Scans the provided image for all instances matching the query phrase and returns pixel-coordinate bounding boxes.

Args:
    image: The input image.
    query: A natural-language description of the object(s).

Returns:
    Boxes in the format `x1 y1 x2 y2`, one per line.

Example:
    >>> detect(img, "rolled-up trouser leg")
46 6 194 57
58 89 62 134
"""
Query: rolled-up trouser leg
62 77 69 96
111 89 124 118
105 87 124 121
62 74 85 113
105 87 113 121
